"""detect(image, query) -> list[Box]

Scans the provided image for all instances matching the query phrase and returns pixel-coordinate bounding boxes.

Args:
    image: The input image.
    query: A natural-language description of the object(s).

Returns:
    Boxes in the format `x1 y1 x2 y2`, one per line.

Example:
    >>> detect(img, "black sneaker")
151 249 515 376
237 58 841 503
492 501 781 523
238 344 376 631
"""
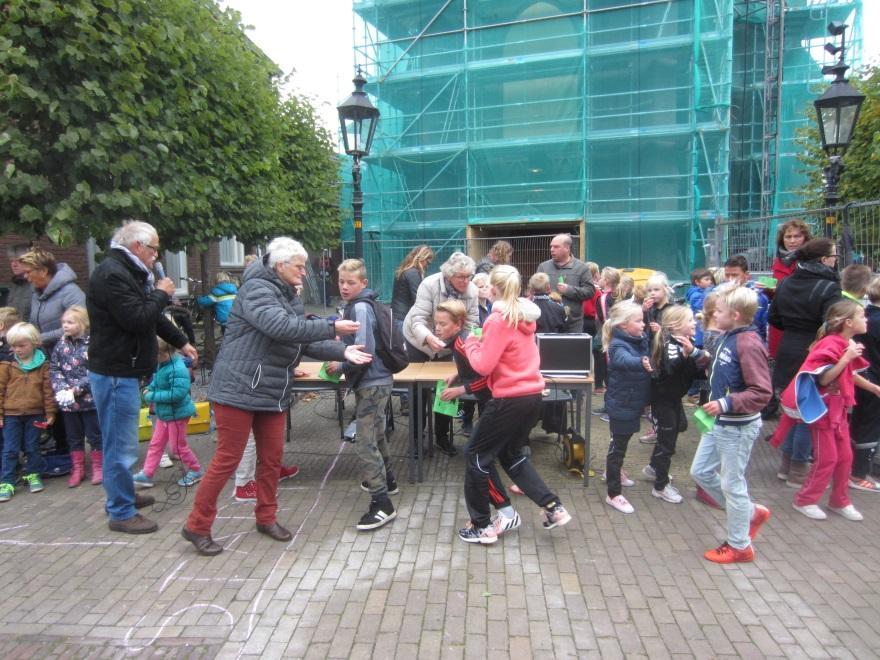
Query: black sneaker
357 499 396 530
435 438 457 457
591 405 607 416
360 478 400 496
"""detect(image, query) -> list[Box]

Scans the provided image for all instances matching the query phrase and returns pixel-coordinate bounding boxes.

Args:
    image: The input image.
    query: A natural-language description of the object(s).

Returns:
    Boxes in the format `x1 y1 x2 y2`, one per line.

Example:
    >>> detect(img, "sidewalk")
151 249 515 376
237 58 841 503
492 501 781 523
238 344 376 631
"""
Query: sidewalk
0 392 878 658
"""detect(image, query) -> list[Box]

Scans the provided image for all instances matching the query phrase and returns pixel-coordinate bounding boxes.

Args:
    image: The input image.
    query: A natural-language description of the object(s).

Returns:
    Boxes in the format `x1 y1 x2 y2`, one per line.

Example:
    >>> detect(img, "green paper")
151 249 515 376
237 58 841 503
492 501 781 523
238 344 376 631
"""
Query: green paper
758 276 777 289
471 327 482 338
558 275 566 285
433 380 460 417
694 407 716 434
318 362 341 383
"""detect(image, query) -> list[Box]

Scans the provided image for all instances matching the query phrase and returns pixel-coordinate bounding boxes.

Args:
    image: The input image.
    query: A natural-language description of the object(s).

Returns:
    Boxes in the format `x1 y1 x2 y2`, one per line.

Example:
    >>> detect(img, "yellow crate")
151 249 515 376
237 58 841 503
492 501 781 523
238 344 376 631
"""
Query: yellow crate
188 401 211 435
138 401 212 441
138 408 153 442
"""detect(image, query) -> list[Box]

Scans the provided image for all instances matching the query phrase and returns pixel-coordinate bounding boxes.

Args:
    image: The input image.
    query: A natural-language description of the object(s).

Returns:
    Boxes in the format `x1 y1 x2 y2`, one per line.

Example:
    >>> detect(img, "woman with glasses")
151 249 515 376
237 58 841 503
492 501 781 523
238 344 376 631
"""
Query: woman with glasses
768 237 843 486
182 237 370 556
403 251 479 456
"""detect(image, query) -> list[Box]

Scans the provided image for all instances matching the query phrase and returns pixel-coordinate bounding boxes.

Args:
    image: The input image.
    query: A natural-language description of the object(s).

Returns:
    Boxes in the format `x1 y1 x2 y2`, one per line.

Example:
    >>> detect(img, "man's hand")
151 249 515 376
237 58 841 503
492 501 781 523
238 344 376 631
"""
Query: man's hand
156 277 176 295
440 385 465 401
556 282 569 294
180 343 199 367
702 400 722 416
334 320 360 336
343 345 372 364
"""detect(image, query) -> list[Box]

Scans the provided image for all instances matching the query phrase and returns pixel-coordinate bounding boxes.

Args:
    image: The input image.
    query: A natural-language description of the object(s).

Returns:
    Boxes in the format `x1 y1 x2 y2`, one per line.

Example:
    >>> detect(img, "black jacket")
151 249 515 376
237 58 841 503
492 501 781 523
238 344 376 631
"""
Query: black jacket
768 261 841 335
86 249 188 378
450 328 490 403
391 267 423 322
650 334 710 402
533 295 566 334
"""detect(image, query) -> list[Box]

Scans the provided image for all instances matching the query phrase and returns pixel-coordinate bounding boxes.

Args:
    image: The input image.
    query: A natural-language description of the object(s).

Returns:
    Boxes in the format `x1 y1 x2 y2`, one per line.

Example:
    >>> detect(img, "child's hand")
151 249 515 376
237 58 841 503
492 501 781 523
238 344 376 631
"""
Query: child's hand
642 297 655 311
641 356 653 373
444 374 459 386
0 416 4 428
843 340 864 364
440 385 465 401
649 322 660 334
325 361 341 374
46 414 55 426
293 367 308 378
702 401 722 416
673 335 694 356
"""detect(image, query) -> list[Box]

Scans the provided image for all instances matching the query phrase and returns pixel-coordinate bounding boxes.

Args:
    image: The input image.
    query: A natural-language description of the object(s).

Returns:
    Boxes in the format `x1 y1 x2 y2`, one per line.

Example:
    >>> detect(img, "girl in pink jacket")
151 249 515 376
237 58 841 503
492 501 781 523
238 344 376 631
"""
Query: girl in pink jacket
458 265 571 544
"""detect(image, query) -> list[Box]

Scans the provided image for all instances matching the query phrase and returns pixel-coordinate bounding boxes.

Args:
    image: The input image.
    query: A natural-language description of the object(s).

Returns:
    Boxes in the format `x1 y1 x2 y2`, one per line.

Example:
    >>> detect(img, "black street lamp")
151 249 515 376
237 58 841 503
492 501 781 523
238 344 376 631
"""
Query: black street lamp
813 22 865 237
337 68 380 259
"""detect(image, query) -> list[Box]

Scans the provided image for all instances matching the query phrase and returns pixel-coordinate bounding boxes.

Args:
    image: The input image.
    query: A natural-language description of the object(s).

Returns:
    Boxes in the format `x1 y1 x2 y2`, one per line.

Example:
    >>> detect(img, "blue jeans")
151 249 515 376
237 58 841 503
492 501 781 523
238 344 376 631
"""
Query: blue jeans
781 422 812 463
690 420 761 550
89 373 140 520
1 414 42 484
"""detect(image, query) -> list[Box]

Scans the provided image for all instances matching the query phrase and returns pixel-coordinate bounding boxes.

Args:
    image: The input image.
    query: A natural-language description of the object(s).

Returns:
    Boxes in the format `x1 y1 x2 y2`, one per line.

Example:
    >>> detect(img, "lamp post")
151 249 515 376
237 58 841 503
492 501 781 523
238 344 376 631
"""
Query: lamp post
813 22 865 237
337 68 380 259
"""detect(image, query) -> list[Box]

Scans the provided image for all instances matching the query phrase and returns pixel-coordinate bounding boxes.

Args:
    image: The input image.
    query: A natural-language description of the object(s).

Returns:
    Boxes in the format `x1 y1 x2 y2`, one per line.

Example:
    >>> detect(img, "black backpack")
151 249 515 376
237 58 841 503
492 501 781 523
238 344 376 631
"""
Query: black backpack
343 292 409 377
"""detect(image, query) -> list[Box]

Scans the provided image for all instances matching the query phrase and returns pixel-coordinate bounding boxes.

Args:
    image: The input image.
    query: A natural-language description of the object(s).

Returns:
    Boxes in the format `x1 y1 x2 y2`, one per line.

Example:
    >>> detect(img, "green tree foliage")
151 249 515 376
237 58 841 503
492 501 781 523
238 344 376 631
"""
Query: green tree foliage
797 65 880 206
0 0 341 249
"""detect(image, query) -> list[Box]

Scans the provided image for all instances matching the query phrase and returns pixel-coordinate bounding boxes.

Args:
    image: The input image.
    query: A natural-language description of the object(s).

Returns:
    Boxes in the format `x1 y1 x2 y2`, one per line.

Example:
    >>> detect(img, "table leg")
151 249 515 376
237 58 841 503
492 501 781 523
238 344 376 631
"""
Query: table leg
336 388 345 440
583 384 592 487
286 405 292 443
407 382 418 484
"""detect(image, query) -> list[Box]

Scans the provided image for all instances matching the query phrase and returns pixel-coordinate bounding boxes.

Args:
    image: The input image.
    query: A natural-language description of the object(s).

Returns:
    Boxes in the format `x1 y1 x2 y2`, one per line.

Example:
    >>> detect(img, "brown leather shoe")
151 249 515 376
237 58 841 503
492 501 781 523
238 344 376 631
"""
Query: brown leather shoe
181 527 223 556
108 513 158 534
135 493 155 509
256 522 292 542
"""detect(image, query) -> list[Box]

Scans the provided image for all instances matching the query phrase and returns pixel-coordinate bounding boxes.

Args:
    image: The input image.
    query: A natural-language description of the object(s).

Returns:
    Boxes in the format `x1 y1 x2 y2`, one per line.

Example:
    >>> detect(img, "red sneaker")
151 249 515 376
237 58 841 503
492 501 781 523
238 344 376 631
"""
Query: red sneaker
704 542 754 564
749 504 770 540
278 464 300 482
695 485 722 509
235 481 257 502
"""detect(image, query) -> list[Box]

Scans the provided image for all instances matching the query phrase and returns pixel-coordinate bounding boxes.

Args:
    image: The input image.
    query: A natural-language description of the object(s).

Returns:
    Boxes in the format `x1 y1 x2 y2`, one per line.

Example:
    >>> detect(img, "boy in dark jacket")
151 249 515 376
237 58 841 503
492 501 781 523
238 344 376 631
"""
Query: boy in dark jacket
849 275 880 491
690 285 772 564
529 273 566 334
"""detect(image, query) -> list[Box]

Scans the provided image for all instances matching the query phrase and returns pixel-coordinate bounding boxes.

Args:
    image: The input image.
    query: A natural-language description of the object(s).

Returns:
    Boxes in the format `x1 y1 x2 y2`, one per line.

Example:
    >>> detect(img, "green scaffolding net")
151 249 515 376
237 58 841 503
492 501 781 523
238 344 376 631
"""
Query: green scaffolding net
347 0 862 282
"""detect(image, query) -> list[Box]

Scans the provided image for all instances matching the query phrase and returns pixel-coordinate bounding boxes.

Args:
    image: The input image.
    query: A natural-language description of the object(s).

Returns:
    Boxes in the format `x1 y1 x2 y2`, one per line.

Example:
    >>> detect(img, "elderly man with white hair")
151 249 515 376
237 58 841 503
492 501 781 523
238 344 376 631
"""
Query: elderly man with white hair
87 220 199 534
181 237 371 556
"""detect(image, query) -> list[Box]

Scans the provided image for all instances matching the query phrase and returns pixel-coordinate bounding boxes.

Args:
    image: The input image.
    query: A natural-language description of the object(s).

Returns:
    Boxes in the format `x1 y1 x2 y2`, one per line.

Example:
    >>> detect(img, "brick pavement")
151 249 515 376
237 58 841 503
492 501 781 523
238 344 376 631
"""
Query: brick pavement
0 391 878 658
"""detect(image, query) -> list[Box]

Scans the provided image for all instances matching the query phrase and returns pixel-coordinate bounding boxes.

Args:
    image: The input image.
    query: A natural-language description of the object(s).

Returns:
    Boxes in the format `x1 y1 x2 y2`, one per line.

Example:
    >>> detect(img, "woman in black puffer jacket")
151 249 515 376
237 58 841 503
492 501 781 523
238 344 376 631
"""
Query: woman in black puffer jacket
768 238 842 394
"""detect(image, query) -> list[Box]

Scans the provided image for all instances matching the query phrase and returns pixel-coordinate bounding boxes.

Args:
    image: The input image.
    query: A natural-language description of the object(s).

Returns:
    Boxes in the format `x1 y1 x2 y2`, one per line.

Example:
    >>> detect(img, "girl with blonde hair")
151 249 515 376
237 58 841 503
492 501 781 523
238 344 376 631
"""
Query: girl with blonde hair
458 265 571 543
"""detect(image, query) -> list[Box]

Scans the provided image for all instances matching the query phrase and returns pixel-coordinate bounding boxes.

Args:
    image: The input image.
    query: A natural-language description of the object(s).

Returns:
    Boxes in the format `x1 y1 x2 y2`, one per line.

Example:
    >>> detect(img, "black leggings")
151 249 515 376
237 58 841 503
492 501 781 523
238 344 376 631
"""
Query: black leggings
605 433 632 497
649 400 685 490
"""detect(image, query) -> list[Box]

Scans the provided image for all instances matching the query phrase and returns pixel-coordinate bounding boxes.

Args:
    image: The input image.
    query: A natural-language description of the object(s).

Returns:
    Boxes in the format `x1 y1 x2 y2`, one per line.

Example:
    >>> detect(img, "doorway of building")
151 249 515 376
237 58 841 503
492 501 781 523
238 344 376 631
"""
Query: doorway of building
466 223 583 281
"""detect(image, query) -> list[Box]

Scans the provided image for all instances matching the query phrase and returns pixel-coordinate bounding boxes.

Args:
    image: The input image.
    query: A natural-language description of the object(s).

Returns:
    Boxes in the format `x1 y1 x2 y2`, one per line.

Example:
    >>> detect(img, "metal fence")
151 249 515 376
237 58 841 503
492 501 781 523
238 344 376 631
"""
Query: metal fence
714 201 880 272
340 233 581 300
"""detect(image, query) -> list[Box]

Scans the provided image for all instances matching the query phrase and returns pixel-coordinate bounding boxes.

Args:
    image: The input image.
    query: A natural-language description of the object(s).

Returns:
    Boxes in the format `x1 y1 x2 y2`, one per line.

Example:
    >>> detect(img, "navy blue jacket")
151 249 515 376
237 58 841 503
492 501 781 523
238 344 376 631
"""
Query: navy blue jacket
709 325 772 425
604 328 652 422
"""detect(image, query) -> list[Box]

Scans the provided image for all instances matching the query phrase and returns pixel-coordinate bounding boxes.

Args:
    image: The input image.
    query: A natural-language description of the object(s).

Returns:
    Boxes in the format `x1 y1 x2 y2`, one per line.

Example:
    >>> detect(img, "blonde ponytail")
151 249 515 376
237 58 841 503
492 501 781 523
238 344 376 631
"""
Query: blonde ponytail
489 265 525 327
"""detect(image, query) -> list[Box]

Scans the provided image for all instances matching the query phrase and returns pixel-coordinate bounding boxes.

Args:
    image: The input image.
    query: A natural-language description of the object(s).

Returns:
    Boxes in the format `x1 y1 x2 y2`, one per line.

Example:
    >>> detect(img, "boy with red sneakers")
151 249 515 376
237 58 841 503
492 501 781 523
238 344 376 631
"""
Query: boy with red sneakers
690 285 772 563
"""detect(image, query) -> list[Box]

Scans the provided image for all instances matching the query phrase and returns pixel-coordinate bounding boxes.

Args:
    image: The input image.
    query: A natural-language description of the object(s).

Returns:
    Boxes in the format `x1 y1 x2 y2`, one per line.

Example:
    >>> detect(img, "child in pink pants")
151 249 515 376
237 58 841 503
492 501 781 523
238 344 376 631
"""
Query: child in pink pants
133 339 203 488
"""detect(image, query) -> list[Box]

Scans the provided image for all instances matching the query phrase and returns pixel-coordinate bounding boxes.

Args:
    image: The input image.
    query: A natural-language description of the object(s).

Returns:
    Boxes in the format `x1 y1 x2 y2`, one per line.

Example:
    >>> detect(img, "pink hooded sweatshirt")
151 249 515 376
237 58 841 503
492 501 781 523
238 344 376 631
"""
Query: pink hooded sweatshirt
463 297 545 398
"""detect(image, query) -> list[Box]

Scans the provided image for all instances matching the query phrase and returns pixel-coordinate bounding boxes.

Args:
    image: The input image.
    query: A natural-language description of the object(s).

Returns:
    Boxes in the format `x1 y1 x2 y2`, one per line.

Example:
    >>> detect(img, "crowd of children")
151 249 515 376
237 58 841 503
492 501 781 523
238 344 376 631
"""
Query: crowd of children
2 235 878 566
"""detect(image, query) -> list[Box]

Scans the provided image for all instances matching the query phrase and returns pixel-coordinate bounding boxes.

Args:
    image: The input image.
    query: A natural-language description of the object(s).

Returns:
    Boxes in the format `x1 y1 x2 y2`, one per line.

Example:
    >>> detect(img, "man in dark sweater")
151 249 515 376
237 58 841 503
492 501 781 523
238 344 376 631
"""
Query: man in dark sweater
87 220 198 534
536 234 594 333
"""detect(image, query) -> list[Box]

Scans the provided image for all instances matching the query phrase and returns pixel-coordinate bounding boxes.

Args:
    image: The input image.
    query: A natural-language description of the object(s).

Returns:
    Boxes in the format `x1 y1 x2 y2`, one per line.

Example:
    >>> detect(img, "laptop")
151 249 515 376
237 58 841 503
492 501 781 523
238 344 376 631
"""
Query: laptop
537 333 592 379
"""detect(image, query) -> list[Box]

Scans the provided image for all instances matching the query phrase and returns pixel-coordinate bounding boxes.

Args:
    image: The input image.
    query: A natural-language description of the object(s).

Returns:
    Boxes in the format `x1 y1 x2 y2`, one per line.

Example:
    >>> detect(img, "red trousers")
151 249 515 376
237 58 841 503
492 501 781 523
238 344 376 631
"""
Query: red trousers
795 395 852 509
186 404 286 535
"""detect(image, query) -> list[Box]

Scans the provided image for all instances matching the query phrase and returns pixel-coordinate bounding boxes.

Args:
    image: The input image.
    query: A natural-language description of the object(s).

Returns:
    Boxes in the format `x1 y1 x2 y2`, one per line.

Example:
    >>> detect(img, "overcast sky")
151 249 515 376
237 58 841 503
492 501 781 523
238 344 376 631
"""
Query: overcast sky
221 1 879 138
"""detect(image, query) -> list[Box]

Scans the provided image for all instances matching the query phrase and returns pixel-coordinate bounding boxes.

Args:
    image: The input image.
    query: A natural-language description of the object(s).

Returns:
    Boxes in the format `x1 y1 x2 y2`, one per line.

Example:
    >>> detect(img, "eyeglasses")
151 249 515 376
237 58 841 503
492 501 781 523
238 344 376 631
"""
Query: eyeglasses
287 262 307 272
143 242 160 253
450 273 471 281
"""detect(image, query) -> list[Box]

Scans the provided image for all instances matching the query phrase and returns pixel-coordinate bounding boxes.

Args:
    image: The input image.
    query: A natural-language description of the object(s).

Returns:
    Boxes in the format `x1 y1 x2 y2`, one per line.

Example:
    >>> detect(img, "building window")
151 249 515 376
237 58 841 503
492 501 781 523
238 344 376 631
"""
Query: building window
163 250 188 296
220 236 246 267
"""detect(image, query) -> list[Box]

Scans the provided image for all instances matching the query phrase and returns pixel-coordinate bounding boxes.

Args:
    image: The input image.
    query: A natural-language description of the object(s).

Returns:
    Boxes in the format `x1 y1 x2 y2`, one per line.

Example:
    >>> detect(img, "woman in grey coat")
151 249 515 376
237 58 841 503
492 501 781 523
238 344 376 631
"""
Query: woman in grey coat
19 249 86 354
182 237 370 556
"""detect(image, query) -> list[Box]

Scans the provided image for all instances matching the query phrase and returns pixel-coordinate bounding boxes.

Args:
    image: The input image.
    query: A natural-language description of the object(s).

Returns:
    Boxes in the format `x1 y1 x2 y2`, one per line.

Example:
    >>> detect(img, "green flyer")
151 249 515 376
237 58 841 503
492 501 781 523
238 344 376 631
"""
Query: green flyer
433 380 459 417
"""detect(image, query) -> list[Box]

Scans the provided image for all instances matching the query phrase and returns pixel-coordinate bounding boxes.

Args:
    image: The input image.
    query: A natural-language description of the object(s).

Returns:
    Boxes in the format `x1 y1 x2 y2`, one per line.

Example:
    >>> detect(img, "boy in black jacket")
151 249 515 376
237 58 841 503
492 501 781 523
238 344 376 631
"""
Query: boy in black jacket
529 273 566 333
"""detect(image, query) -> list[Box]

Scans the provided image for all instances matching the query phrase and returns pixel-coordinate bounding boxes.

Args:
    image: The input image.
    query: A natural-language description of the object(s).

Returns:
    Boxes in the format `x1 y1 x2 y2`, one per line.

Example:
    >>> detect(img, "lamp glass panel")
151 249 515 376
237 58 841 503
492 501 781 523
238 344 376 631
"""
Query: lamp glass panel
820 106 840 145
839 104 858 145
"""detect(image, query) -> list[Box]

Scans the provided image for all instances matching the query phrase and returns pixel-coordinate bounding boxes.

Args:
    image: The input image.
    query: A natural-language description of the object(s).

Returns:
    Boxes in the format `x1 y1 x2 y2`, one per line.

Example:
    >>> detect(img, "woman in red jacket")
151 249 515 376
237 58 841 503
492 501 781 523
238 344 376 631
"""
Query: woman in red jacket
768 219 812 357
459 265 572 544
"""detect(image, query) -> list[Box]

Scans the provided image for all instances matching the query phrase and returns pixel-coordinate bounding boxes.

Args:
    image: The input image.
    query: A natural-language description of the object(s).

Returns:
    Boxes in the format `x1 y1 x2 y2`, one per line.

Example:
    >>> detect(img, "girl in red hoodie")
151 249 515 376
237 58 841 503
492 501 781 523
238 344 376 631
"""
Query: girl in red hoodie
459 265 571 544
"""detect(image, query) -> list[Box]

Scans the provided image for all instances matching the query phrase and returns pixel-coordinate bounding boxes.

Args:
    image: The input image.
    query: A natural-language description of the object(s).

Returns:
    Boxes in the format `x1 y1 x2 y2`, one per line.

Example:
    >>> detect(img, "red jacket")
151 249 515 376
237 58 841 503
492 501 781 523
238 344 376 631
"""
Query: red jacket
463 298 544 398
582 289 600 320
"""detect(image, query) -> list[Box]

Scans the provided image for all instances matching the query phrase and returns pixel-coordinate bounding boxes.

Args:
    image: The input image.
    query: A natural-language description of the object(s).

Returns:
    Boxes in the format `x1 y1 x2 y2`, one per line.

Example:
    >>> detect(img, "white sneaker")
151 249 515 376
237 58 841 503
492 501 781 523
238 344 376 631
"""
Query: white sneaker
793 503 827 520
159 453 173 468
642 465 656 480
492 511 522 535
829 504 863 521
605 494 634 514
601 470 634 487
652 484 683 504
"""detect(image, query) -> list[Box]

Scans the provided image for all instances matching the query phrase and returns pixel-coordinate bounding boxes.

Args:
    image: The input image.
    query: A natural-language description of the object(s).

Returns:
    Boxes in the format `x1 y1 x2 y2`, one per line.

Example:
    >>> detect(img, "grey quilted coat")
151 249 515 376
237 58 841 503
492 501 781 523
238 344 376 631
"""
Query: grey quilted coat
208 258 346 412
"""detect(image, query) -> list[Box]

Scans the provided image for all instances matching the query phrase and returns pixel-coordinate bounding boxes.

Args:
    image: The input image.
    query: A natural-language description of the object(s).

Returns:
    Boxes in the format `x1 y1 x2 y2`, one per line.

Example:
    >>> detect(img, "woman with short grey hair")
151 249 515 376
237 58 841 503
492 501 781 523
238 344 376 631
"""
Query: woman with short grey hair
403 251 479 456
182 237 371 556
